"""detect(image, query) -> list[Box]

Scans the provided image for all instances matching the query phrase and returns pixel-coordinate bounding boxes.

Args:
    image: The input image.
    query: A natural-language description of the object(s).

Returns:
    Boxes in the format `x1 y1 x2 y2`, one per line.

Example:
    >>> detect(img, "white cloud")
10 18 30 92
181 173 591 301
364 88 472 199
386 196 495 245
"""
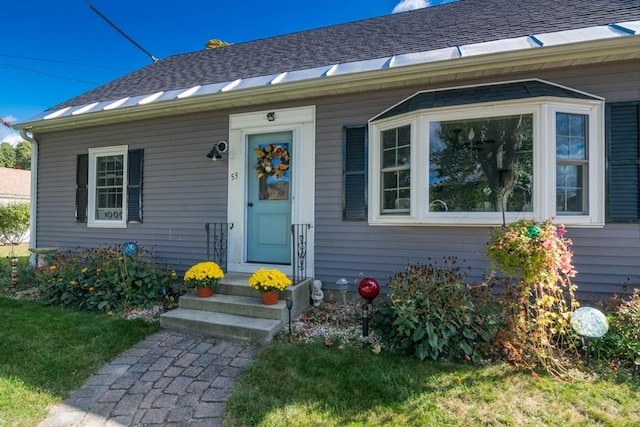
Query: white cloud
392 0 457 13
1 115 23 146
393 0 430 13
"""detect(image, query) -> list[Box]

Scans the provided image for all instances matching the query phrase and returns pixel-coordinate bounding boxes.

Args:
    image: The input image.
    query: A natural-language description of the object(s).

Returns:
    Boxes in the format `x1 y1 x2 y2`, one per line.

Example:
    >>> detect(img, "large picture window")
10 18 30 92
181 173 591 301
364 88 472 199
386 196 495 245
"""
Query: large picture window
429 114 533 214
368 81 604 226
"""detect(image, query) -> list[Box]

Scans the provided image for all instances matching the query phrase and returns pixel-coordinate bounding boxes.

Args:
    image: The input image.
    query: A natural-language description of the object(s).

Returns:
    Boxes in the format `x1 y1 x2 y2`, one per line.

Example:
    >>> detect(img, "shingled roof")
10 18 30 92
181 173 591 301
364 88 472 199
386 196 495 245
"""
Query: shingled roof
53 0 640 111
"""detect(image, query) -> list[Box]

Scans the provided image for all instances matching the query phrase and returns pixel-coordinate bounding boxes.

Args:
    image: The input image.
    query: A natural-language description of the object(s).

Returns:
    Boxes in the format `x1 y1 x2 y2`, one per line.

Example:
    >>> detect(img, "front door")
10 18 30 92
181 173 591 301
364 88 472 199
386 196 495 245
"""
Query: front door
246 131 292 264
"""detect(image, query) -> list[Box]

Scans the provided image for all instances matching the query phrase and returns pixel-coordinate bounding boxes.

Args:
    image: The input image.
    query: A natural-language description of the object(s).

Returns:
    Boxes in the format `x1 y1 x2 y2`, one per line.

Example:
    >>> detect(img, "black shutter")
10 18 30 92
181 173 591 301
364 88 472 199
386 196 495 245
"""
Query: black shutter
127 149 144 223
343 125 367 220
75 154 88 222
606 102 640 223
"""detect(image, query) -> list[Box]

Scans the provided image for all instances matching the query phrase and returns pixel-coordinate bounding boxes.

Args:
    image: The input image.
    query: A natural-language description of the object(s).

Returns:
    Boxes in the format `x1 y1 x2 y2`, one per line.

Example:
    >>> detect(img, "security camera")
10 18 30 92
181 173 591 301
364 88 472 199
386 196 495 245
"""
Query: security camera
215 141 228 153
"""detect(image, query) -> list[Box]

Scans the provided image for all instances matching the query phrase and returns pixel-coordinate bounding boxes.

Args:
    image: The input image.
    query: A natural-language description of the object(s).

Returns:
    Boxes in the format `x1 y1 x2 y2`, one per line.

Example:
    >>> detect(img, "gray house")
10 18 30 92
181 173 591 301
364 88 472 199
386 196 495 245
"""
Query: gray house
16 0 640 300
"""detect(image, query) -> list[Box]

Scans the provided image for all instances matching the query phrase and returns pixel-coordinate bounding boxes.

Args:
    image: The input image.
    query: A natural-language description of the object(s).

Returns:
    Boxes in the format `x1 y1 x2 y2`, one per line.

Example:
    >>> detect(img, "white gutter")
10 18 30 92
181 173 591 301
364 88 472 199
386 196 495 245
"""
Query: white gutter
19 128 38 266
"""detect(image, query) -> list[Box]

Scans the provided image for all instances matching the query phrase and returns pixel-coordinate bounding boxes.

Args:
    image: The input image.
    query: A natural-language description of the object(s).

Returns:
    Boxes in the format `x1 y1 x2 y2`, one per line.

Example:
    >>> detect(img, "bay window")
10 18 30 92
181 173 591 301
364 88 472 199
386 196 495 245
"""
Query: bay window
368 80 604 226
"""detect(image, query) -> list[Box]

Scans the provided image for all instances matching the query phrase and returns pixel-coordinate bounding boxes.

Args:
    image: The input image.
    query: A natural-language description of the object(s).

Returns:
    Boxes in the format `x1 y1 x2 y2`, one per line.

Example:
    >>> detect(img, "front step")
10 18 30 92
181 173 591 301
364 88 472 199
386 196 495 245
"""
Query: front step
160 273 311 343
160 308 283 342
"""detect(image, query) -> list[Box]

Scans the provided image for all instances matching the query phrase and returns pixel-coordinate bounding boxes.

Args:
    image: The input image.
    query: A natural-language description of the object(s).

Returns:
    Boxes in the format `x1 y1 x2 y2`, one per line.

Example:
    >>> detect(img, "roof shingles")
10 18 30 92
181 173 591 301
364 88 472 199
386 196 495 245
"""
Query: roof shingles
54 0 640 110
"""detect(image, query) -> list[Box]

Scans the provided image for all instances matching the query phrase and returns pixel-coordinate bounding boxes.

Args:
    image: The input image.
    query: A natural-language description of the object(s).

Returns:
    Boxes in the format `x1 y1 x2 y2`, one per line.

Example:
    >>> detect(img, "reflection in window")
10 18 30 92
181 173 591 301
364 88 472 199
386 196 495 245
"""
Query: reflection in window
429 115 533 213
380 125 411 214
556 113 588 214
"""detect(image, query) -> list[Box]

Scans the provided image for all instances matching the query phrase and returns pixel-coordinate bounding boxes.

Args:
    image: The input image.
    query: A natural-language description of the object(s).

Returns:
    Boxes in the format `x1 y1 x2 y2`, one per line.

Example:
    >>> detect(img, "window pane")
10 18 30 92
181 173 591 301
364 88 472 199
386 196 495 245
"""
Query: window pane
95 154 124 220
556 113 586 160
556 164 585 213
381 125 411 214
429 115 533 213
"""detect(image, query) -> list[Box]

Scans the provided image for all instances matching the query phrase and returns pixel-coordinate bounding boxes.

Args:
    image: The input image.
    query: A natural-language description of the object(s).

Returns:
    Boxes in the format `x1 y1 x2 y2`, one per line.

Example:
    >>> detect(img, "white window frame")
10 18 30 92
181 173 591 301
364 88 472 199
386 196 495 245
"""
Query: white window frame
368 98 604 227
88 145 128 228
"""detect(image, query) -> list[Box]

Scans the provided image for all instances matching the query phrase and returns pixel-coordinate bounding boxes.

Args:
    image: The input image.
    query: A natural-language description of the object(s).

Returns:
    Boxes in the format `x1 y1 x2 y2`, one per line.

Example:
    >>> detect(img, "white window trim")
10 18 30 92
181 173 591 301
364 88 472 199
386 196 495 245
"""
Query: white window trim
88 145 128 228
368 98 604 227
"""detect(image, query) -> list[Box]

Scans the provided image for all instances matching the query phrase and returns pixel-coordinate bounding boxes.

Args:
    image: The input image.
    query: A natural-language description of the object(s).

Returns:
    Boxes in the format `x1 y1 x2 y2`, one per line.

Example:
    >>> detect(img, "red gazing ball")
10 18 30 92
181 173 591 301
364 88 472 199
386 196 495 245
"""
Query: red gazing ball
358 277 380 302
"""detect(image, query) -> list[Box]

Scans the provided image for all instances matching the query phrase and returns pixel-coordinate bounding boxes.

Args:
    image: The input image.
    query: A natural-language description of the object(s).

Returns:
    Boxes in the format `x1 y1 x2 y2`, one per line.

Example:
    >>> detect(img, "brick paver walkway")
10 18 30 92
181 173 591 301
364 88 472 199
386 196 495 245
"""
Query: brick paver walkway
38 331 258 427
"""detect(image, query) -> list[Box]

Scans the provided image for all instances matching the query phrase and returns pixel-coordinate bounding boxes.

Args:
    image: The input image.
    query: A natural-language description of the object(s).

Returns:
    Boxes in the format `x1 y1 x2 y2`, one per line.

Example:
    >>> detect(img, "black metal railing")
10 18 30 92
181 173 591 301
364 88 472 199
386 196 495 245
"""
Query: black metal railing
291 223 311 285
205 222 232 272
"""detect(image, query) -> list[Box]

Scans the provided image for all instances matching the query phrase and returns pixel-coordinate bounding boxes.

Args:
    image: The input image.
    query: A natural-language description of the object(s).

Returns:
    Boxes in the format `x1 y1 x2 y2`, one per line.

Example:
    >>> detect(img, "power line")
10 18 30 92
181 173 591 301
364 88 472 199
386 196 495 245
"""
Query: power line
86 1 158 63
0 53 129 71
0 63 100 85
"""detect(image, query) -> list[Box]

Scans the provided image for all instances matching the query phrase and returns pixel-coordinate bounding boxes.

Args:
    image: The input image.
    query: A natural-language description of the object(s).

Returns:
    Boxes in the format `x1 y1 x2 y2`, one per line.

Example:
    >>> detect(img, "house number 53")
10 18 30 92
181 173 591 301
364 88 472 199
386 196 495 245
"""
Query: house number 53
230 172 239 181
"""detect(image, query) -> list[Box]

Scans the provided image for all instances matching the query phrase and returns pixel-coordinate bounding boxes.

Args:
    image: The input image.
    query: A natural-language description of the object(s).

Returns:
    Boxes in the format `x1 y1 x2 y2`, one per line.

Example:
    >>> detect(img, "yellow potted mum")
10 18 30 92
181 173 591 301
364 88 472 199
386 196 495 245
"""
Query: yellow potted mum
248 268 292 305
183 261 224 297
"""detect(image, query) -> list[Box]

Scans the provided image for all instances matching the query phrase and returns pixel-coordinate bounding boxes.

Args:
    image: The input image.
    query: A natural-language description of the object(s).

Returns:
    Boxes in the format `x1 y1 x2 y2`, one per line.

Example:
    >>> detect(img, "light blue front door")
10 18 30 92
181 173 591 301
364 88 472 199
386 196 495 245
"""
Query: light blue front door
246 132 292 264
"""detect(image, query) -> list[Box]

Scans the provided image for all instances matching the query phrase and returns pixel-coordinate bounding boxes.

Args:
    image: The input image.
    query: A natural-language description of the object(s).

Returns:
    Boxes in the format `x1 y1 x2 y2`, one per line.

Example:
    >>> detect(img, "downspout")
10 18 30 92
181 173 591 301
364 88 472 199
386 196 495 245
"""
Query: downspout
19 128 38 267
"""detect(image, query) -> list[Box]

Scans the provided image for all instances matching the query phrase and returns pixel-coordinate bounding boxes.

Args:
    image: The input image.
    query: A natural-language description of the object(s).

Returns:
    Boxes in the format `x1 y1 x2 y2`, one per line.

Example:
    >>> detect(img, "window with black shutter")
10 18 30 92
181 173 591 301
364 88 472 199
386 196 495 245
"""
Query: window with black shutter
606 102 640 223
127 149 144 223
343 125 367 220
75 148 144 225
76 154 88 222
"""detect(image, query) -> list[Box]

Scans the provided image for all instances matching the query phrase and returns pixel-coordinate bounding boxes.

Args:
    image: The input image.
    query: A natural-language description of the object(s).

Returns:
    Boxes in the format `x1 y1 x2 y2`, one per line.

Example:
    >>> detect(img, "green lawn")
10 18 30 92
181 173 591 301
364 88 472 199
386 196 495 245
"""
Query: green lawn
225 341 640 427
0 297 159 426
1 295 638 427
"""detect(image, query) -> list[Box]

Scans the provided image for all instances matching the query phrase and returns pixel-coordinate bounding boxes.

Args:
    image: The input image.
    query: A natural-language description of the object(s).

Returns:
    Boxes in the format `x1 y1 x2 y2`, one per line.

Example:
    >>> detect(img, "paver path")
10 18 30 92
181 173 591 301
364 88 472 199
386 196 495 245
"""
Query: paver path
38 331 259 427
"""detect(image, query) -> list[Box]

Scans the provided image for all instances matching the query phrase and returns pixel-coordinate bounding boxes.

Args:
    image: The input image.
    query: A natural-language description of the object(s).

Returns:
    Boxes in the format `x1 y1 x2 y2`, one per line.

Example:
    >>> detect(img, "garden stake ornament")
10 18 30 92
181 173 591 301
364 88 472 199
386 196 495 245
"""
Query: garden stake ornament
357 277 380 337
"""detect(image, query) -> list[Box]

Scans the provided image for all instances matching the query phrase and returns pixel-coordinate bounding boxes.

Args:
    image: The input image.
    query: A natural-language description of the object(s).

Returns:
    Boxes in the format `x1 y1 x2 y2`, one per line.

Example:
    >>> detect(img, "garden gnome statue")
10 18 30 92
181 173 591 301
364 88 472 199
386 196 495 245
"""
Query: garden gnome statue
311 280 324 307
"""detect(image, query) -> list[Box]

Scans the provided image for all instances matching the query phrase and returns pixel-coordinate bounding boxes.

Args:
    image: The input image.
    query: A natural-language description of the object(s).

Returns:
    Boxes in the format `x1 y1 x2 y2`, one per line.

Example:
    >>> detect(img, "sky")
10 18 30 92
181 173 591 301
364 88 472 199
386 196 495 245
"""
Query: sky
0 0 451 145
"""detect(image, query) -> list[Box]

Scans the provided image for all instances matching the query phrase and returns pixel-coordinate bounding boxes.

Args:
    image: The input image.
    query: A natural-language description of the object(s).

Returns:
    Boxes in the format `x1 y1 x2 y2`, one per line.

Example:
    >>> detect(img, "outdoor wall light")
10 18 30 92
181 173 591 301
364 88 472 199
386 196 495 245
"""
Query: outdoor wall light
206 140 228 161
266 112 276 121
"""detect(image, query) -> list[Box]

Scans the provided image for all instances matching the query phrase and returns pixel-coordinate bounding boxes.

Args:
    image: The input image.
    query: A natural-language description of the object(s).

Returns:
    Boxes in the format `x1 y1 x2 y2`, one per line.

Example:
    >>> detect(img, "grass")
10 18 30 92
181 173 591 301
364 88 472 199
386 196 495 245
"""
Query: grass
0 243 29 259
225 341 640 427
0 297 160 427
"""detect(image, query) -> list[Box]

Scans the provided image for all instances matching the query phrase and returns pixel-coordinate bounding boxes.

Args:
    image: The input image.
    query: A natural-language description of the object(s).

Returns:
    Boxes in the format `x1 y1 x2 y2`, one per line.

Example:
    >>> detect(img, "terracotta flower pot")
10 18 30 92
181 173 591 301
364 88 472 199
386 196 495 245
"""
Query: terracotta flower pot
262 291 279 305
196 287 214 298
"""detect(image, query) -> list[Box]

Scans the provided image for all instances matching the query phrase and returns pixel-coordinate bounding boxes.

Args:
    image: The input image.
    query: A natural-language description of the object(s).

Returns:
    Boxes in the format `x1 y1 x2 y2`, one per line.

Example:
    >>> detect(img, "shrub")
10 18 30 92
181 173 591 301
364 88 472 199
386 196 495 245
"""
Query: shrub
0 202 30 244
590 289 640 369
373 258 498 363
35 245 177 313
487 219 579 375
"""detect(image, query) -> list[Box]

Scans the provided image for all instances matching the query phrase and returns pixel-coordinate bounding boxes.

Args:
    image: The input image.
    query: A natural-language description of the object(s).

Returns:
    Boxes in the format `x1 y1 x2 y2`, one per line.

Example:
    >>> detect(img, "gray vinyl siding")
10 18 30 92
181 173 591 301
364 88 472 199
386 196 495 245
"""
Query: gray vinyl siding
35 111 230 272
33 59 640 300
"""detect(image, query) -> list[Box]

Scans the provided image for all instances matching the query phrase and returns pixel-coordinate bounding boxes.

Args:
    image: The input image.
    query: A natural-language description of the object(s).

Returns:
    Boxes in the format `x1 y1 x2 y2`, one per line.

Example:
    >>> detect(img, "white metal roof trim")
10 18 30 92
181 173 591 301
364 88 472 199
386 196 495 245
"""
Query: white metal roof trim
33 20 639 123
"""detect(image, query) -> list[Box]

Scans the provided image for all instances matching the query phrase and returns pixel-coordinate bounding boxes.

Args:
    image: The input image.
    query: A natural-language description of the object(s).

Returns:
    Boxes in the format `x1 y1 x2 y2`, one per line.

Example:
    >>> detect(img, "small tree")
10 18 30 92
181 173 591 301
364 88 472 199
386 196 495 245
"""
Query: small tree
0 202 30 244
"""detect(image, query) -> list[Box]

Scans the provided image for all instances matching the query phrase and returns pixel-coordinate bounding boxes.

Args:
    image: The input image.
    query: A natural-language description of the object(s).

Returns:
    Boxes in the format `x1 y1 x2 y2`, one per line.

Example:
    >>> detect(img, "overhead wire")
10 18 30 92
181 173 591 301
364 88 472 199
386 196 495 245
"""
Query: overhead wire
0 63 100 85
0 53 129 71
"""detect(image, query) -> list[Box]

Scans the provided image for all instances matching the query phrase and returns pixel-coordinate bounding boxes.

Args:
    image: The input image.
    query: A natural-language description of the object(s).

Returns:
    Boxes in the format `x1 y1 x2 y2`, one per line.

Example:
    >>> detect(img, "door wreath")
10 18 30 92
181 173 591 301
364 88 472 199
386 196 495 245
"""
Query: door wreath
254 144 289 179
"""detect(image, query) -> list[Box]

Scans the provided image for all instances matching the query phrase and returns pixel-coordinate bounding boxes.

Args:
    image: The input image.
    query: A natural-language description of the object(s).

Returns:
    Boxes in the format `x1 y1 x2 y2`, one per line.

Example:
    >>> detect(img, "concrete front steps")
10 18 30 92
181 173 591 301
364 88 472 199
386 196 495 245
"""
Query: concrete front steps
160 273 311 343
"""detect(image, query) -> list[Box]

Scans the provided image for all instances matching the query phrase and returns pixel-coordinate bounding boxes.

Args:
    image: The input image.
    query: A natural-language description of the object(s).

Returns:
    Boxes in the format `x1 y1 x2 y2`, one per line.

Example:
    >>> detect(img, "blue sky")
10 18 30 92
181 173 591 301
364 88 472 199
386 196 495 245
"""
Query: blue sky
0 0 448 144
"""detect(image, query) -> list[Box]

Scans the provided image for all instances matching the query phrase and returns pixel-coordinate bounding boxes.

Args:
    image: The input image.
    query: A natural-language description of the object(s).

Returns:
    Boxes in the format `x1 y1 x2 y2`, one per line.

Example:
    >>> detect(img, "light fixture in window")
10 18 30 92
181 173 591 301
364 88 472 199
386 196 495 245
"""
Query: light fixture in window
266 112 276 121
206 141 228 161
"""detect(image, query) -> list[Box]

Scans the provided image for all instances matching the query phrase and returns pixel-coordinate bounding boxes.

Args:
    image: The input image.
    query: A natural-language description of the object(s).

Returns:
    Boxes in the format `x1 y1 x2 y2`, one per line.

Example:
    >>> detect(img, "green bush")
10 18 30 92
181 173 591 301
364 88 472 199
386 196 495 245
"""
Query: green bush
373 258 499 363
590 289 640 368
35 245 177 313
0 202 30 244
